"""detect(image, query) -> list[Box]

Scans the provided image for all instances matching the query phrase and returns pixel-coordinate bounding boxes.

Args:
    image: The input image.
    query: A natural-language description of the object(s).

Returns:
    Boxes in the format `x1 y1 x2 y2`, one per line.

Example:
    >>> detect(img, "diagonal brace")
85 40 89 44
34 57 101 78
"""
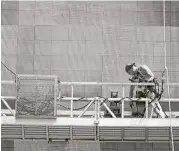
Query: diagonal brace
78 99 95 118
100 99 116 118
1 98 15 116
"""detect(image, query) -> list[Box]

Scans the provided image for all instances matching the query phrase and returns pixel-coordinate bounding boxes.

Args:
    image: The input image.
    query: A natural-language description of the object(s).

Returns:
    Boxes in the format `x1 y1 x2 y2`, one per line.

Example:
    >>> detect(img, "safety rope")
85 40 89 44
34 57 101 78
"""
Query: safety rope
163 0 175 150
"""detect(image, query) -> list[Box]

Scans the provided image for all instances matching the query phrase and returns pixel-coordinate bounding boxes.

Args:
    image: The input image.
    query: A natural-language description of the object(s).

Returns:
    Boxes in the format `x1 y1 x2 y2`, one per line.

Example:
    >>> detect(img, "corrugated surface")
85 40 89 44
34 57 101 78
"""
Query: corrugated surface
72 126 95 140
48 126 70 140
24 126 46 139
1 125 22 139
2 124 179 142
99 127 122 141
148 127 169 141
173 127 179 140
123 127 146 140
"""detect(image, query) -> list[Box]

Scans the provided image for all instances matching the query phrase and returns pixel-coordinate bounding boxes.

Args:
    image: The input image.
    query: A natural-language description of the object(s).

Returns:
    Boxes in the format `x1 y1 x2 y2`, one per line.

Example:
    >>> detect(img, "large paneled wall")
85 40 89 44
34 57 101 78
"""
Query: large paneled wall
2 1 179 98
2 140 179 151
1 1 179 104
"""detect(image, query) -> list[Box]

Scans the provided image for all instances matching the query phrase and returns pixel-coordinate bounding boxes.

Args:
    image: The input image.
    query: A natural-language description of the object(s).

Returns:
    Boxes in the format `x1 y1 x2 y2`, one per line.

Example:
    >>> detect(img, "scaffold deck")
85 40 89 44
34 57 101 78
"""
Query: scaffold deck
1 117 179 142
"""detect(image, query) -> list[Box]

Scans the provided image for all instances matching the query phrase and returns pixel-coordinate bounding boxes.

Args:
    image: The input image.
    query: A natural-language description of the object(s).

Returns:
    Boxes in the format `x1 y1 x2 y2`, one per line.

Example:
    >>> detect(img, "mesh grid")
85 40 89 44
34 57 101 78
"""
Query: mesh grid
15 74 59 118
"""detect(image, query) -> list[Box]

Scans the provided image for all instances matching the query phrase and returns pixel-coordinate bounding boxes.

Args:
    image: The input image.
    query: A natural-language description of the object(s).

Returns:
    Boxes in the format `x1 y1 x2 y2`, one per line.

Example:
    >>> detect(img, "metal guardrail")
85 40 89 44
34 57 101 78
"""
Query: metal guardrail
1 80 179 120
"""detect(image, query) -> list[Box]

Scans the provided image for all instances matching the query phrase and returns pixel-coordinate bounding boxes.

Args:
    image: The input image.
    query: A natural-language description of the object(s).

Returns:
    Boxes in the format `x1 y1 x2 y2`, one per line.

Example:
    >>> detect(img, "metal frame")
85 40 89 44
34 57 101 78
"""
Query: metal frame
1 80 179 142
1 80 179 120
1 117 179 141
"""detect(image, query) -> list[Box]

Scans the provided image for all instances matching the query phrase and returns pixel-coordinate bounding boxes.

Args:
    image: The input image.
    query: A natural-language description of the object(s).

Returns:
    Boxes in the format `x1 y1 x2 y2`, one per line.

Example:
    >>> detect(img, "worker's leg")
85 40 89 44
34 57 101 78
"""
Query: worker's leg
146 91 155 118
134 91 145 117
149 106 154 118
146 104 153 118
152 101 166 118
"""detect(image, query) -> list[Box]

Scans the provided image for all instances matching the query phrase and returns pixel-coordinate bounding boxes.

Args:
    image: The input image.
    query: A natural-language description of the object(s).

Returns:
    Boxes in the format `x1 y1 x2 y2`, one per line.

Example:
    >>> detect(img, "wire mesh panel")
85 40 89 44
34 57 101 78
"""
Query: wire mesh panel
15 74 59 118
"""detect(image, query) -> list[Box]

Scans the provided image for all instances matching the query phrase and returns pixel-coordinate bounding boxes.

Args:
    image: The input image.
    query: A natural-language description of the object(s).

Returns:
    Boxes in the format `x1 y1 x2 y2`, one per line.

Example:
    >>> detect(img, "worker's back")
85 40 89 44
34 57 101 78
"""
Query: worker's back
135 64 154 82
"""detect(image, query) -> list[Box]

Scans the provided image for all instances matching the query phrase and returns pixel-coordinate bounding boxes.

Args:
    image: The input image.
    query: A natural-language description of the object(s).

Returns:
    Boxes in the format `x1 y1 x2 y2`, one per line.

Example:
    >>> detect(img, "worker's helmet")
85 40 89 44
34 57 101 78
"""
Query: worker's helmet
125 63 135 73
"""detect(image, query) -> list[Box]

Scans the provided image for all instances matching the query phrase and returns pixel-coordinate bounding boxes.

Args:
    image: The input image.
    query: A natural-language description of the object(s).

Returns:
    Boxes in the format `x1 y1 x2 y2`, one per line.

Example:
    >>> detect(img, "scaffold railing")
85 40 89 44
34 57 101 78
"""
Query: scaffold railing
1 80 179 120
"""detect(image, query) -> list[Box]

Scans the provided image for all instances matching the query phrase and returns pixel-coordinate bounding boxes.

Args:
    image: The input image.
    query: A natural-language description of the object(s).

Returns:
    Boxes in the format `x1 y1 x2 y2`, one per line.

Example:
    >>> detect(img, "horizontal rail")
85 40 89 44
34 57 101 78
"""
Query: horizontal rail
60 97 179 102
1 109 105 116
1 116 179 126
2 80 179 86
2 109 179 117
1 96 16 99
1 80 15 85
2 80 179 120
1 96 179 102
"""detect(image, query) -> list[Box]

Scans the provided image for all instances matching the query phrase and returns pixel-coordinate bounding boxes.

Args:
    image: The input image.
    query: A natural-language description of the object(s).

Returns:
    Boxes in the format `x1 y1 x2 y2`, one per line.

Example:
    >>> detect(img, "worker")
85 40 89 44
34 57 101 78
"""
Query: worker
125 63 165 118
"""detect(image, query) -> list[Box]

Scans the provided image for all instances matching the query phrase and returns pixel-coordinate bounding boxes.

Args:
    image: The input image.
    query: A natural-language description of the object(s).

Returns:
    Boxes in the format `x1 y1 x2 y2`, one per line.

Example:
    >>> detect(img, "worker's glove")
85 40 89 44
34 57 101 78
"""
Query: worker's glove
129 76 139 82
153 77 158 83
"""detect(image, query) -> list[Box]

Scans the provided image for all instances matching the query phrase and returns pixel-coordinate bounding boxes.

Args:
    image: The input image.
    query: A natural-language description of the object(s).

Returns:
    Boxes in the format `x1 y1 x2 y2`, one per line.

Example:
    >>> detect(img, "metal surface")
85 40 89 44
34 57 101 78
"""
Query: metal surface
99 127 122 141
2 117 179 127
78 99 95 118
48 126 70 140
1 98 15 116
3 80 179 86
2 96 179 102
1 109 105 117
1 125 22 139
2 109 179 118
1 120 179 141
70 85 74 117
72 126 96 140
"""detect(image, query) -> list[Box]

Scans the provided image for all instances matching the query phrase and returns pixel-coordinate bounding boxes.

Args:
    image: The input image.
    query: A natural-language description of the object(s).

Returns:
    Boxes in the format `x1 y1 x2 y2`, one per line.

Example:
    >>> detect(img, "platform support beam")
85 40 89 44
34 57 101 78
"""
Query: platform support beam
78 99 95 118
70 85 74 118
1 99 15 116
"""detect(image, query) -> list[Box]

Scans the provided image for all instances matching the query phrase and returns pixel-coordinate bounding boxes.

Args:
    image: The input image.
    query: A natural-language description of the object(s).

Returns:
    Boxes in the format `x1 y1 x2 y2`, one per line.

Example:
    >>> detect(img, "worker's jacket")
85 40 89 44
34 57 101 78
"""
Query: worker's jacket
132 65 155 92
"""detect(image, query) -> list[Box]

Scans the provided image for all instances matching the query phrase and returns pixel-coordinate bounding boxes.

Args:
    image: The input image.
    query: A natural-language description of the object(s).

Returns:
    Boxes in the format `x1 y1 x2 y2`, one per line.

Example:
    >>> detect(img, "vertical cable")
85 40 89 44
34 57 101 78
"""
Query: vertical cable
163 1 175 151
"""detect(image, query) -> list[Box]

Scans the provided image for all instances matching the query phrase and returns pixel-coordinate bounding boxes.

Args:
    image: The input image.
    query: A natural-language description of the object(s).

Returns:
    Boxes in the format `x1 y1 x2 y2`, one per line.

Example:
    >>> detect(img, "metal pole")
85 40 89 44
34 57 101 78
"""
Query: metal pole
1 99 15 116
95 98 97 120
98 98 100 119
122 86 125 118
70 85 74 118
1 96 179 102
78 99 95 118
3 80 179 86
94 97 100 124
145 99 148 119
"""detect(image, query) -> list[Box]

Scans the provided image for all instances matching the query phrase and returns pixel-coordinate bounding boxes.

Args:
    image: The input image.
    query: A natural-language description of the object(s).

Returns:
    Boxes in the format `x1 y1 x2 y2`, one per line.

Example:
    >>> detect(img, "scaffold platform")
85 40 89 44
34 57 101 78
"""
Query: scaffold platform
1 79 179 142
1 117 179 142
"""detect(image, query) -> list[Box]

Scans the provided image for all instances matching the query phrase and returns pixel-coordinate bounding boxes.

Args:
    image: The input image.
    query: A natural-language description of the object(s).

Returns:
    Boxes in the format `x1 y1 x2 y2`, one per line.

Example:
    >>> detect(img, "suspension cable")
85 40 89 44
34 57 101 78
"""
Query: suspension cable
1 62 16 76
163 1 175 151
